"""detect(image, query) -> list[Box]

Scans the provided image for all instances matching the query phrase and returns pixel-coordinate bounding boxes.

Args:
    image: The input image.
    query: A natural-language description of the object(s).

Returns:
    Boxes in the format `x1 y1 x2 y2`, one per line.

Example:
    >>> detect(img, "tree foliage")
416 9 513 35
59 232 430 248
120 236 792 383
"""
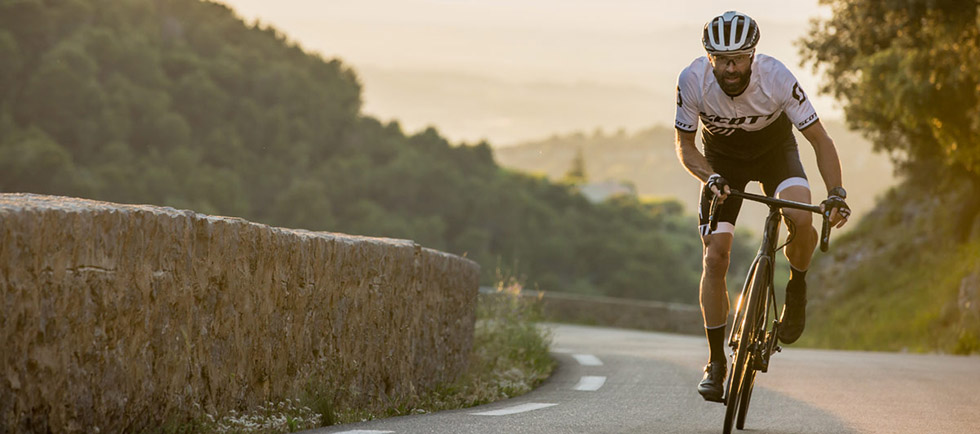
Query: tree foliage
562 147 588 185
0 0 706 302
801 0 980 355
800 0 980 175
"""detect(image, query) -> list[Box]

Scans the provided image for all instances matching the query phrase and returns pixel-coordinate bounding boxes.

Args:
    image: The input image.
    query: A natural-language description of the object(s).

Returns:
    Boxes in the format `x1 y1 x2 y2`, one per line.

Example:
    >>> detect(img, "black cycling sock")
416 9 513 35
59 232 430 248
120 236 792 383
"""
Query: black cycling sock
789 265 807 282
787 266 807 295
706 326 727 363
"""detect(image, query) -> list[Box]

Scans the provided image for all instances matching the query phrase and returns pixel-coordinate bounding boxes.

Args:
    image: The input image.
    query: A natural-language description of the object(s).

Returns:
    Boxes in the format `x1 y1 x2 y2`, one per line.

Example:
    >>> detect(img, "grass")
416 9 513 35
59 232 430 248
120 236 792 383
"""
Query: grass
163 278 555 433
207 400 324 433
331 278 555 421
798 177 980 355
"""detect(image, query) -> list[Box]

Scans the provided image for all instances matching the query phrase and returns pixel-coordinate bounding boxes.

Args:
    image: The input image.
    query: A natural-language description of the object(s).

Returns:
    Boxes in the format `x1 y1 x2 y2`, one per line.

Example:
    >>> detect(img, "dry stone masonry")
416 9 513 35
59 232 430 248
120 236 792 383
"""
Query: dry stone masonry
0 194 479 432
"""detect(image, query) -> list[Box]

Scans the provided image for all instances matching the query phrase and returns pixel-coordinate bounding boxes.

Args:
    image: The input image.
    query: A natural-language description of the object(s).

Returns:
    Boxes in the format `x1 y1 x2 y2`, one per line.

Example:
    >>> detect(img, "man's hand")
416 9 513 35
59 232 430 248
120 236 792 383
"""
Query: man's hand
820 190 850 229
706 174 731 204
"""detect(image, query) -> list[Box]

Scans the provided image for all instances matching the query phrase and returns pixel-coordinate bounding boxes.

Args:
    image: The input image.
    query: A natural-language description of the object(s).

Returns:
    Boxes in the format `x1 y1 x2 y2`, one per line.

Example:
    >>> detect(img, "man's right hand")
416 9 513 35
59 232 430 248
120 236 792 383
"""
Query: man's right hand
706 174 731 203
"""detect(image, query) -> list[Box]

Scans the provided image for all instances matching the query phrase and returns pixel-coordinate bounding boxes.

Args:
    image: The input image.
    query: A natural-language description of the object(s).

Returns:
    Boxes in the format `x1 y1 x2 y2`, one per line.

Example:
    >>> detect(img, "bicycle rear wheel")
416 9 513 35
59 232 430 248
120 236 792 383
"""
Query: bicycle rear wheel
723 258 768 434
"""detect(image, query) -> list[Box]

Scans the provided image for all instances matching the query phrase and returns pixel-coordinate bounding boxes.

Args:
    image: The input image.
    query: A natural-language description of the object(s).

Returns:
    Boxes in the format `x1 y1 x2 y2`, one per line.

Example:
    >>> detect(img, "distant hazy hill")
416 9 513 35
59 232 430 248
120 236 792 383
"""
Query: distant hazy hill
494 120 896 232
0 0 726 305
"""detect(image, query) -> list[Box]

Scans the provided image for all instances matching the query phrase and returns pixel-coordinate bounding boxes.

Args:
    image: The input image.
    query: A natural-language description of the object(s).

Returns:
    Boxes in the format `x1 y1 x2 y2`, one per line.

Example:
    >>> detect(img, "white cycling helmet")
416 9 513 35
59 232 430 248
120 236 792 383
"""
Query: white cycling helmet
702 11 760 55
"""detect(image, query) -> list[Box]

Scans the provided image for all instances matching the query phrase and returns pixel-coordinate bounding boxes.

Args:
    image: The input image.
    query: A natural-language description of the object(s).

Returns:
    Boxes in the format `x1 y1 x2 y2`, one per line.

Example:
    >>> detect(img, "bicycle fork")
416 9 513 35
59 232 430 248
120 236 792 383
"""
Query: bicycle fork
738 254 783 374
754 283 782 373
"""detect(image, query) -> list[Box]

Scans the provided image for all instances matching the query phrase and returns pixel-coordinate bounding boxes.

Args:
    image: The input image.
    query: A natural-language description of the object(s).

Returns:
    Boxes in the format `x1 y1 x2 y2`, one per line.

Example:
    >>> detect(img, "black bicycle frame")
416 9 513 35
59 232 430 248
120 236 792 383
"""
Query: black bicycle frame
710 190 831 252
711 190 831 369
746 203 781 372
710 189 833 433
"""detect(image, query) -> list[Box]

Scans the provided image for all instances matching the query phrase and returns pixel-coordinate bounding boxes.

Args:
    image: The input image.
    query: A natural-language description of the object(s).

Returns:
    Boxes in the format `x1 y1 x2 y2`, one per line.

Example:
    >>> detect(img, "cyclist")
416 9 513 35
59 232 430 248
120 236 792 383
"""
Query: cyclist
673 11 851 403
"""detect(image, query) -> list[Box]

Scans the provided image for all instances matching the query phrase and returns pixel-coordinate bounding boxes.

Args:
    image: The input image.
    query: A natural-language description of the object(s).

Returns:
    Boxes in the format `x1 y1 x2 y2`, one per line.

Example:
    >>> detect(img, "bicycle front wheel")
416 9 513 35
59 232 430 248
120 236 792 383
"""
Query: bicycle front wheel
737 257 770 430
724 257 768 433
736 370 756 429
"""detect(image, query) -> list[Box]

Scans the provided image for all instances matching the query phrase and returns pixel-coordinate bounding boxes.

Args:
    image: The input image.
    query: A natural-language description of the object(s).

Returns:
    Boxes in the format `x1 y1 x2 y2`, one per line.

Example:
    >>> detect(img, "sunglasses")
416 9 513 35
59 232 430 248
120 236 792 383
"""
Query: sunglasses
710 53 753 66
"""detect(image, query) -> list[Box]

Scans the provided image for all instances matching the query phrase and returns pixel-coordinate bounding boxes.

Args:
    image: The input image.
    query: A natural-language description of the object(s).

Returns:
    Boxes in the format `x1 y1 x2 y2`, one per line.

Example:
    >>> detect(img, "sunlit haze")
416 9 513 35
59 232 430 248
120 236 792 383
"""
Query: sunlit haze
218 0 836 146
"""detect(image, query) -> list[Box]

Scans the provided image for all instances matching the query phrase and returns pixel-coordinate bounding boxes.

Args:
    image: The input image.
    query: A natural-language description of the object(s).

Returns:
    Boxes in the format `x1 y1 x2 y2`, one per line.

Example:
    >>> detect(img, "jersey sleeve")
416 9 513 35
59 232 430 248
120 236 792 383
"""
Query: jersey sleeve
774 62 819 130
674 68 700 133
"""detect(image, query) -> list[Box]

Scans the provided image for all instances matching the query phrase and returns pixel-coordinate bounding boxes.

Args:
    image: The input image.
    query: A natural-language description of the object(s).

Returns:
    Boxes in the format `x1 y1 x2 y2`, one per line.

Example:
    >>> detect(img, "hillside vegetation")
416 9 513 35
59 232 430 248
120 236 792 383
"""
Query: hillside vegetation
802 163 980 353
0 0 724 303
798 0 980 354
494 120 896 229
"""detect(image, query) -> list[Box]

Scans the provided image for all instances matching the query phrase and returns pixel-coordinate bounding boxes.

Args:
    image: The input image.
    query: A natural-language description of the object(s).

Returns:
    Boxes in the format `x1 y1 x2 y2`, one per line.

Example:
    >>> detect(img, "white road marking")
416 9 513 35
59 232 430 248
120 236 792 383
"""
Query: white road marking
573 375 607 391
334 431 394 434
471 402 558 416
550 347 572 353
572 354 603 366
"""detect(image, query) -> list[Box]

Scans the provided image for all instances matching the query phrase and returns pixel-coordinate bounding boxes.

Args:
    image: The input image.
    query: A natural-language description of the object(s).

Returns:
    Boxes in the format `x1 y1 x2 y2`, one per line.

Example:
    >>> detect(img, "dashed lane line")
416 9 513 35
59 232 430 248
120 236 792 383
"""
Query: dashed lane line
334 431 395 434
470 402 558 416
572 354 603 366
573 375 607 391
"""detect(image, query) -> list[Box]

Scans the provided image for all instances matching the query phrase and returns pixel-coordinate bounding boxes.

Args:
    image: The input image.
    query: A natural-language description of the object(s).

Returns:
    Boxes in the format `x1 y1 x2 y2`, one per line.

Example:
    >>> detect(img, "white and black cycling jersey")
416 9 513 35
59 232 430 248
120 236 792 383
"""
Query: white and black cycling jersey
675 54 818 161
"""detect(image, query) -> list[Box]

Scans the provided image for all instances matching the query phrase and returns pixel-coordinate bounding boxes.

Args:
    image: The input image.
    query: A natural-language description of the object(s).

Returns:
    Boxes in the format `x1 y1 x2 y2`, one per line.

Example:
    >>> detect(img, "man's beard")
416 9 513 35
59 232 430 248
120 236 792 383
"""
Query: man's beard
714 69 750 95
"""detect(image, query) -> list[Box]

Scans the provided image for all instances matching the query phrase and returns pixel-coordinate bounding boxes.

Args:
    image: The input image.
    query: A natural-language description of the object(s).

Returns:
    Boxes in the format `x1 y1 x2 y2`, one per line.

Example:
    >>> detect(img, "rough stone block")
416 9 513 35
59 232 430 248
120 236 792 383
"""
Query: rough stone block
0 194 479 432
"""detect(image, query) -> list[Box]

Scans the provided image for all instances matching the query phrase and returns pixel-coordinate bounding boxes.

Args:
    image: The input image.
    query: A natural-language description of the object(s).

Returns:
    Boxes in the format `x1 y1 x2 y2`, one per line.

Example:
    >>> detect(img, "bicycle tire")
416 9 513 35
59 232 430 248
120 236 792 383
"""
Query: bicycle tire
728 259 758 348
736 258 769 430
736 372 755 429
724 258 767 434
722 332 745 434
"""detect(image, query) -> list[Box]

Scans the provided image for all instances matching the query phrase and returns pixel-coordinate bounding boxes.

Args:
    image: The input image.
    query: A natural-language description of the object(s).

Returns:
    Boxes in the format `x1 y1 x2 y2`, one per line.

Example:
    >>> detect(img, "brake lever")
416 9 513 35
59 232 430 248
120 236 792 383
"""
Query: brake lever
709 196 720 233
819 210 832 252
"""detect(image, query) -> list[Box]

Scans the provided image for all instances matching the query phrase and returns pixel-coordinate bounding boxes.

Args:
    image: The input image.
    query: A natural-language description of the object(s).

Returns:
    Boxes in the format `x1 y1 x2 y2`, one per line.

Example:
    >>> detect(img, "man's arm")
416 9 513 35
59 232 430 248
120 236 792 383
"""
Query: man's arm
800 119 848 227
800 119 843 194
675 129 712 182
675 129 729 200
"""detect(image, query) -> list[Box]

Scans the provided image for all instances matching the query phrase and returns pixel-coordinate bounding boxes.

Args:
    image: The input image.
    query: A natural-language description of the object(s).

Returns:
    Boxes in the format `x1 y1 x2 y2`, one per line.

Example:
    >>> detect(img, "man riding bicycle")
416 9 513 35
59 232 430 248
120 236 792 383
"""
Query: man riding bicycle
673 11 851 403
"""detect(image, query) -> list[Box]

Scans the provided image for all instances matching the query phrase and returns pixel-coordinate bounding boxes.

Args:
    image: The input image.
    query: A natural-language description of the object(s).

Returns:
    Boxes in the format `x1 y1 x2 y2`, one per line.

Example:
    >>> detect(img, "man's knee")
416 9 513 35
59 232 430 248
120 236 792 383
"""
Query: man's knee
702 233 733 276
783 209 813 234
703 247 731 276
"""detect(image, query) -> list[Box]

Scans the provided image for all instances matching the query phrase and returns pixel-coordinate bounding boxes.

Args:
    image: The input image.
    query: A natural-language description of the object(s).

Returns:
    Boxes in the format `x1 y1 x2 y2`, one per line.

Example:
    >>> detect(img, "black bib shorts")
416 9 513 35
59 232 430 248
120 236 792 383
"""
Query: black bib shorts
698 136 808 236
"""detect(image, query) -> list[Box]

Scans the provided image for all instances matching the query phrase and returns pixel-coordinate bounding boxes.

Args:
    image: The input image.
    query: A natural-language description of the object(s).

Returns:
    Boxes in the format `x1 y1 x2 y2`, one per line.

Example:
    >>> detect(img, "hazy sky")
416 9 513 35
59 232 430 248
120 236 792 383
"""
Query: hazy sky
218 0 837 145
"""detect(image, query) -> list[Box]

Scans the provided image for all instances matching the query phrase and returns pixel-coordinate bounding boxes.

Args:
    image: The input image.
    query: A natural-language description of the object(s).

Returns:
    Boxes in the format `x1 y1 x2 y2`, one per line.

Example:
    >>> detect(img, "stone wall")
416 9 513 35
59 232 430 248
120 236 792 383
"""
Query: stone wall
493 289 703 335
0 194 480 432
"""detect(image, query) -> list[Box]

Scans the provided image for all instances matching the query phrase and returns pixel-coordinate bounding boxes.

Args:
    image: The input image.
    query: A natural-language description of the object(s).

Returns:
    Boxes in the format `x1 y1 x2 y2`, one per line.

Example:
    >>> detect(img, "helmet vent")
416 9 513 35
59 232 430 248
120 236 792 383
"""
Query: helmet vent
702 11 759 54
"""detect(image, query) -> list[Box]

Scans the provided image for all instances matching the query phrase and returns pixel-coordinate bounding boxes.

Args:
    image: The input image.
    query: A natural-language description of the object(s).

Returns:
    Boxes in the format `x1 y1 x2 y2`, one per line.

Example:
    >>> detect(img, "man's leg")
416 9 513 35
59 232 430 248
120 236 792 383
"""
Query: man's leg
778 185 817 269
698 232 732 402
701 232 733 328
776 185 816 343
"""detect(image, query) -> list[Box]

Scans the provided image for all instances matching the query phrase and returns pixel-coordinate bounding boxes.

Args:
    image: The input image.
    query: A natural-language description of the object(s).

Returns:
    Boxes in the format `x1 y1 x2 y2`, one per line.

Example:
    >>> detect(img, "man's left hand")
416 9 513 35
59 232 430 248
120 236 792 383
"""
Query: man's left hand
820 193 850 229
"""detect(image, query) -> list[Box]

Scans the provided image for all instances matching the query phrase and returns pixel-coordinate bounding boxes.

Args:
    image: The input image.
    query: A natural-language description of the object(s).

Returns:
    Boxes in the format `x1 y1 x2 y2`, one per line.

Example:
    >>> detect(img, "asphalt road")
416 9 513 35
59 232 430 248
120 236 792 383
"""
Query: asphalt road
310 324 980 433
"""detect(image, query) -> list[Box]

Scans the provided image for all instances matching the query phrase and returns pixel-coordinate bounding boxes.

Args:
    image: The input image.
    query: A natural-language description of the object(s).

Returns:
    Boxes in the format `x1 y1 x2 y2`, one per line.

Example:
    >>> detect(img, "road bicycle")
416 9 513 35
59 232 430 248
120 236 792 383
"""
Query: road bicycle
708 189 833 434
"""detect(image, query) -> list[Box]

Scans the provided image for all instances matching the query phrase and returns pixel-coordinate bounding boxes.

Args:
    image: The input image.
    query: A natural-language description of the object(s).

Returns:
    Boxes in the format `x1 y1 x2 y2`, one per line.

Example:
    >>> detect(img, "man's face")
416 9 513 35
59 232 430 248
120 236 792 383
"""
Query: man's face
710 52 753 95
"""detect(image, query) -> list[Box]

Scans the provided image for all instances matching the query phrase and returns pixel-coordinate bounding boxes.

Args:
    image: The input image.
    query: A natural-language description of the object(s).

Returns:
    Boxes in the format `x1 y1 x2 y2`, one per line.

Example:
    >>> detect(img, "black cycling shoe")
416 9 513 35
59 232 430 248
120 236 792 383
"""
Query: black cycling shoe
779 281 807 344
697 362 727 403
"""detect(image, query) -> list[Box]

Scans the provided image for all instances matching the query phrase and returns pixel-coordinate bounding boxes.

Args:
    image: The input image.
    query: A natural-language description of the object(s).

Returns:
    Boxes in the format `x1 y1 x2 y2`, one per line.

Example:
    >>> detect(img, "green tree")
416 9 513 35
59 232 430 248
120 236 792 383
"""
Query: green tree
562 147 588 184
0 0 716 305
0 31 21 100
271 179 336 231
800 0 980 174
17 40 107 153
0 128 77 194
